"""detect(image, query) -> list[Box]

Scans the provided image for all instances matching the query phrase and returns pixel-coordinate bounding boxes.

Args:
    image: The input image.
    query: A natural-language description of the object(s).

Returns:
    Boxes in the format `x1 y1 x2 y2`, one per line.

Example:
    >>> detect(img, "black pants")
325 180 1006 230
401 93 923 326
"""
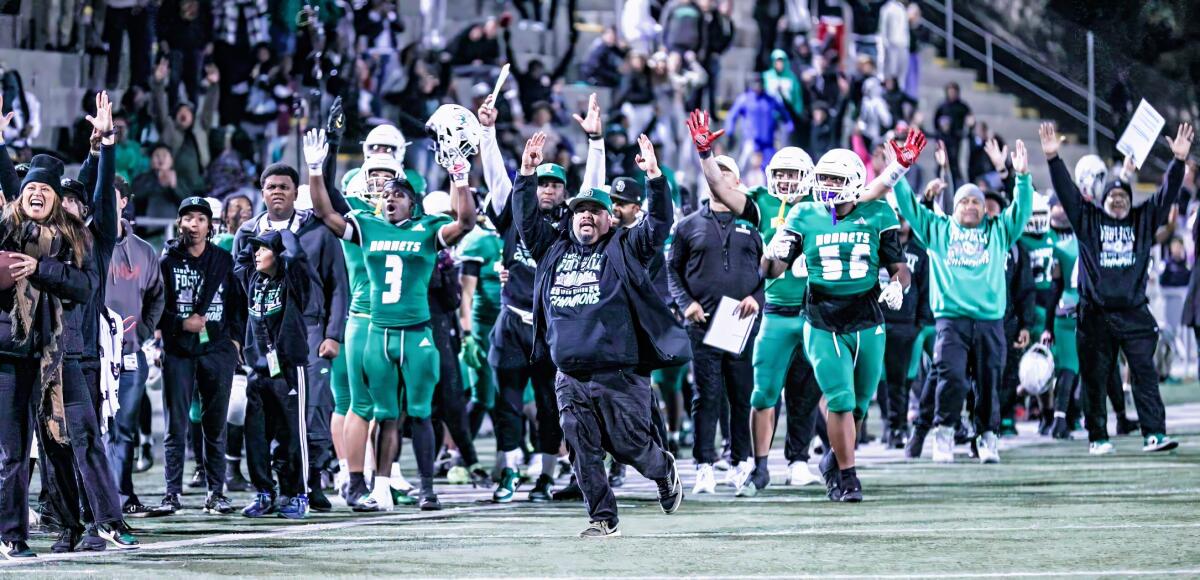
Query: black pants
162 343 236 495
781 349 824 463
689 327 753 465
431 310 478 466
104 6 151 88
491 310 560 455
106 351 149 500
304 321 334 474
556 369 671 527
1077 304 1166 442
1000 318 1022 422
37 359 123 530
933 318 1005 433
914 360 938 431
880 323 918 431
245 367 306 498
0 362 36 541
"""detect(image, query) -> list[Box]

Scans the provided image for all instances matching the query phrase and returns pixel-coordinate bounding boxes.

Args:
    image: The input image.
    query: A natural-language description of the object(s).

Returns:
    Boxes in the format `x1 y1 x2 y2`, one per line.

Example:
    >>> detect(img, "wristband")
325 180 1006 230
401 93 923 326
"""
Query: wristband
462 330 472 337
100 129 117 138
698 148 713 160
587 132 602 141
879 161 908 189
308 164 322 176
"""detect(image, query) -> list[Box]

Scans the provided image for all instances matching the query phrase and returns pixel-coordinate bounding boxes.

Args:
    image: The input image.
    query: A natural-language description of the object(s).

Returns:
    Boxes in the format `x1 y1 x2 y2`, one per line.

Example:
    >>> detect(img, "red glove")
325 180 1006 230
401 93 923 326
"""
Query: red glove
687 109 725 154
889 127 927 168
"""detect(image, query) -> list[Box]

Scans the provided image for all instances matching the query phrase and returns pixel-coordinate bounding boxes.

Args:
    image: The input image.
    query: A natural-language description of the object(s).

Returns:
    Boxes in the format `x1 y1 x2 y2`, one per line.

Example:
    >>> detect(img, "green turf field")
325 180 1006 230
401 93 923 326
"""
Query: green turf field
5 387 1199 578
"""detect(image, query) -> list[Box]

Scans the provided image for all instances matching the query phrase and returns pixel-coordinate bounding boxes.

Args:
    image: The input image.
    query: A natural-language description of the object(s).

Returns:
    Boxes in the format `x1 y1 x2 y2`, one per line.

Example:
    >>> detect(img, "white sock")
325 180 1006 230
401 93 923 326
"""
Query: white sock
540 453 557 478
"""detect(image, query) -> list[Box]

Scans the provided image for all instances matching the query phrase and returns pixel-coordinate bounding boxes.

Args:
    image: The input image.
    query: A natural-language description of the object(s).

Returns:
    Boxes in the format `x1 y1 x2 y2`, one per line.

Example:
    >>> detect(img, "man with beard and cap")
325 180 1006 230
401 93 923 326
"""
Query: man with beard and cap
1041 121 1193 454
232 161 348 512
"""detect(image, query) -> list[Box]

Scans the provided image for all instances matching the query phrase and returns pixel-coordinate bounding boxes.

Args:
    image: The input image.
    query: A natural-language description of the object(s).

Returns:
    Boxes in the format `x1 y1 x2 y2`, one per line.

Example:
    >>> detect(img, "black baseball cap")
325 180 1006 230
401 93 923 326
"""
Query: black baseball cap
59 178 87 202
178 196 213 218
609 177 644 205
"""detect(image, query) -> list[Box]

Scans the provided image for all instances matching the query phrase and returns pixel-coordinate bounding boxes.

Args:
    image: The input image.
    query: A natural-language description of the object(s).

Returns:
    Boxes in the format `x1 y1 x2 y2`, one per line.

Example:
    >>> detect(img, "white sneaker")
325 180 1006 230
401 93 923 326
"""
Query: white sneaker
369 475 395 511
390 463 414 493
692 463 716 495
932 426 955 463
1089 440 1115 456
786 462 821 487
731 461 754 495
977 431 1000 464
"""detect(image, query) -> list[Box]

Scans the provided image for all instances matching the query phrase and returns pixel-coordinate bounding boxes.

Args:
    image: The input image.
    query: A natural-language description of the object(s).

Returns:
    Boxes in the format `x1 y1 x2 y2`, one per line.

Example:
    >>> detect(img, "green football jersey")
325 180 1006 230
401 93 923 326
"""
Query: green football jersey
1053 231 1079 313
784 200 899 297
212 232 235 253
748 186 807 307
457 224 503 322
342 196 375 314
1019 230 1058 291
348 210 451 328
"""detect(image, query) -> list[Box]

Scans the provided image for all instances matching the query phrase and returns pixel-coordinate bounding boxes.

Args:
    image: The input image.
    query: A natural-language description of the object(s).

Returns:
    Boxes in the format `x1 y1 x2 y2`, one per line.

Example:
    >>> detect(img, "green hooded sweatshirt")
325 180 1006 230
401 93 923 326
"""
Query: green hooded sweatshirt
762 49 804 115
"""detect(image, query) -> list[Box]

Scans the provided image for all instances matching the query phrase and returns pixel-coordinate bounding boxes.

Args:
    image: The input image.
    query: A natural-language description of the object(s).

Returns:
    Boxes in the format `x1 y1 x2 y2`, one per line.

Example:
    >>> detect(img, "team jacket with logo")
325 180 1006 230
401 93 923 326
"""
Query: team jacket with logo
237 231 311 372
667 200 765 320
159 239 247 356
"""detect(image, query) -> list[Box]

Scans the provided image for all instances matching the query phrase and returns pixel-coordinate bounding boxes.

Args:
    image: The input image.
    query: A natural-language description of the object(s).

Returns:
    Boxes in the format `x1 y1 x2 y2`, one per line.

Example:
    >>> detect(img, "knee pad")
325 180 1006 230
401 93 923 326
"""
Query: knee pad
226 374 248 426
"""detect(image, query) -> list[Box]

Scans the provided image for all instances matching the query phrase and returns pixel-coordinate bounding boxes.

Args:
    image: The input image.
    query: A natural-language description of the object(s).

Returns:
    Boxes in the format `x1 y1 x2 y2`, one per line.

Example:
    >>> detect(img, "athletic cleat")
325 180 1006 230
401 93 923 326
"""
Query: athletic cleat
692 463 717 495
739 466 770 498
51 528 82 553
999 419 1018 438
1116 416 1140 436
278 496 309 519
608 462 626 488
493 468 519 503
188 467 206 489
391 486 417 506
1089 440 1115 456
731 461 755 496
977 431 1001 464
889 427 907 449
447 465 470 485
226 461 250 492
156 493 181 515
1142 434 1179 453
786 462 821 487
242 492 278 517
204 492 235 515
351 495 383 513
905 427 928 460
528 474 554 502
419 491 442 511
932 426 955 463
819 449 841 501
0 540 35 559
552 477 583 501
579 520 620 538
96 521 139 549
308 488 333 512
122 496 164 518
656 453 683 514
839 471 863 503
135 442 154 473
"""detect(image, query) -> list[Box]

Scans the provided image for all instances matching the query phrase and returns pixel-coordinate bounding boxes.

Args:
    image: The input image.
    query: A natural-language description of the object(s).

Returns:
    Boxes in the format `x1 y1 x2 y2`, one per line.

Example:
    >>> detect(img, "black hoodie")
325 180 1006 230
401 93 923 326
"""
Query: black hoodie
158 237 247 356
237 230 310 373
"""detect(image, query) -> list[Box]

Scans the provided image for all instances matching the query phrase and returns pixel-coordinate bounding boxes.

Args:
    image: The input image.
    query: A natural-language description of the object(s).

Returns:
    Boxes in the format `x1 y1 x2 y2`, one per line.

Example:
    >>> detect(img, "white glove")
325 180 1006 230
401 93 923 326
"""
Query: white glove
878 280 905 311
449 156 471 187
764 231 796 261
303 128 328 176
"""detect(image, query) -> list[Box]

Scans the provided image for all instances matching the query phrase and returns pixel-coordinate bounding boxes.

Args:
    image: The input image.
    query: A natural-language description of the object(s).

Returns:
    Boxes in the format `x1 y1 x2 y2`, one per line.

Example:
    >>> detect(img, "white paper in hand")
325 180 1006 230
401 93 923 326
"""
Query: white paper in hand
702 297 757 355
1116 99 1165 169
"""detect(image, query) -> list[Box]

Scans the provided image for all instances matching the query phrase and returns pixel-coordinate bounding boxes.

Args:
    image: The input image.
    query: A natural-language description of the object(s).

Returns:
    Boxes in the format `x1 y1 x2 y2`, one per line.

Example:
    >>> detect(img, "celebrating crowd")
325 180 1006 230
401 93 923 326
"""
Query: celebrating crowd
0 0 1195 557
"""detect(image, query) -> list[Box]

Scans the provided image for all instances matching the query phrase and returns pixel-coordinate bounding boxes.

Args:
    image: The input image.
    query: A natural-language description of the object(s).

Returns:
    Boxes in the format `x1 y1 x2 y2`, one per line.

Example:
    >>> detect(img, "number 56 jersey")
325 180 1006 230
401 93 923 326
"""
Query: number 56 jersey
348 210 452 328
783 200 901 297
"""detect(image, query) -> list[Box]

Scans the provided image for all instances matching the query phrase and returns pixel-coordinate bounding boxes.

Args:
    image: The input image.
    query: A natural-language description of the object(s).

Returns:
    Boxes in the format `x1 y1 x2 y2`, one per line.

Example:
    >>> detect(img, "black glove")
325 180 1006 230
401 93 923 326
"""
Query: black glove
326 96 346 140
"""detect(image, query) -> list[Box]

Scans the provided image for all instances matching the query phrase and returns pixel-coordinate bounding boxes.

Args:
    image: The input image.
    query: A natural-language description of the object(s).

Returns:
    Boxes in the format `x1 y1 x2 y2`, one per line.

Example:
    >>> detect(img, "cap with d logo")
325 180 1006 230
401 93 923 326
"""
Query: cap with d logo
567 188 613 213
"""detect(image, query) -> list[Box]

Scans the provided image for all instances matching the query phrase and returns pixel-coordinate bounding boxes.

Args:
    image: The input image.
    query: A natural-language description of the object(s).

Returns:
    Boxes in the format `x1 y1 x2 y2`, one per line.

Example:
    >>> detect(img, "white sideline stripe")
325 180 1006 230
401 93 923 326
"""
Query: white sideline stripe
538 571 1200 579
0 504 508 567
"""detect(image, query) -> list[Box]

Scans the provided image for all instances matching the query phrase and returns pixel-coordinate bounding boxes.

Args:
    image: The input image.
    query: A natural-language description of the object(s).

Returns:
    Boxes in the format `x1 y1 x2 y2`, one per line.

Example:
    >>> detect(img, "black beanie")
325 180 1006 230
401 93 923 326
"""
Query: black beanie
20 154 65 198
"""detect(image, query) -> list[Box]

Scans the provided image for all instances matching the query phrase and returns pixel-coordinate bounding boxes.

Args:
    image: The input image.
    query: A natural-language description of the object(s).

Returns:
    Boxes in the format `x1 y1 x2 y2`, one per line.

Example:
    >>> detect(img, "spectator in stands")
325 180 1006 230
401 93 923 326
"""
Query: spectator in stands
934 82 973 180
605 122 639 180
621 0 657 54
69 91 101 162
134 143 191 223
0 70 40 152
151 59 220 198
763 49 804 121
808 100 836 158
446 18 503 67
778 0 812 53
883 76 917 128
753 0 787 71
581 27 627 88
615 52 657 140
699 0 735 112
878 0 909 83
520 102 564 163
113 112 150 183
967 122 997 184
725 76 793 170
158 0 213 111
662 0 704 56
120 85 156 144
35 0 78 51
104 0 153 89
847 54 878 120
905 2 924 98
212 0 271 126
503 26 577 115
857 77 893 148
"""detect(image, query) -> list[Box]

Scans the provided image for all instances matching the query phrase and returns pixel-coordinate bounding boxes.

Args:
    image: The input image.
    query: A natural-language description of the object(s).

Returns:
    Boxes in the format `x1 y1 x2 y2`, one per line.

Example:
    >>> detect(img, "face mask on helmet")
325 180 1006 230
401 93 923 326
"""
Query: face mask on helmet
1018 344 1055 396
1074 155 1108 200
359 157 403 204
364 124 407 162
425 105 483 169
1025 210 1050 235
766 147 814 204
811 150 865 213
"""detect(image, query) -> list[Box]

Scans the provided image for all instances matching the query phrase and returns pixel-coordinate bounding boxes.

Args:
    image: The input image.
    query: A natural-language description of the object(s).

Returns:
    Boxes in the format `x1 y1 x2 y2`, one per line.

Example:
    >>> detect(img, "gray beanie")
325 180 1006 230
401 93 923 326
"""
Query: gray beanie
953 183 985 208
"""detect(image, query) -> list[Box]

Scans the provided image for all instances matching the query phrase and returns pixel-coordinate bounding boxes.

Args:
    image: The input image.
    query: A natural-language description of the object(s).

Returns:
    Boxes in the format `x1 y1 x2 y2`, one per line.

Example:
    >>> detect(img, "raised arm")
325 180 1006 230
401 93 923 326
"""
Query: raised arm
574 94 606 191
476 95 514 215
1152 123 1193 225
893 170 938 245
626 134 673 262
688 109 749 215
1041 122 1084 228
150 59 181 150
512 132 559 261
859 127 927 203
89 91 119 248
0 95 21 202
303 129 350 239
438 162 478 248
198 65 221 131
324 96 348 209
999 140 1034 244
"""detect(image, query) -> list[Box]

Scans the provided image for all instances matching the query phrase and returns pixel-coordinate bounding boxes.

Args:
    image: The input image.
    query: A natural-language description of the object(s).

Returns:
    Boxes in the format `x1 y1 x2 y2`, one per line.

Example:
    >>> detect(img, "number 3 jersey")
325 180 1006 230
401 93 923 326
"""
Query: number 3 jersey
347 210 452 328
782 200 903 332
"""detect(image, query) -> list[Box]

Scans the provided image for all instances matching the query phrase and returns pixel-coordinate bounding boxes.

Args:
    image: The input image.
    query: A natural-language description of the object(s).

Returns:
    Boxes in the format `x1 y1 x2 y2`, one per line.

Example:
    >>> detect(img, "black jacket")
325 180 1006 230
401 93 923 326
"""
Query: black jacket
76 144 119 360
1051 156 1183 311
233 209 348 345
237 230 310 372
884 238 931 326
667 201 765 324
1006 242 1036 332
159 239 247 356
515 173 690 373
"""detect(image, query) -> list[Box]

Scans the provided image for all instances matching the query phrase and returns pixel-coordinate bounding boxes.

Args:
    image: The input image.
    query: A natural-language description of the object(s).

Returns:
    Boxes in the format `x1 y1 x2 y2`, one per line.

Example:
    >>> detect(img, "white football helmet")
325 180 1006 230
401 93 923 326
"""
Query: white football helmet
766 147 814 204
363 124 407 162
1025 192 1050 235
811 149 866 208
425 104 483 169
1074 154 1108 200
360 156 402 203
1018 344 1056 396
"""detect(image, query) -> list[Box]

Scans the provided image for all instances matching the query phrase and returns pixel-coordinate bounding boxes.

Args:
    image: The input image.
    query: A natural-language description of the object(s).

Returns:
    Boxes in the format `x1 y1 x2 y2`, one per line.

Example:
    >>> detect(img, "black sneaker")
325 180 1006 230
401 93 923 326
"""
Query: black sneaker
419 490 442 511
0 540 35 559
656 453 682 514
156 493 181 515
905 427 927 459
1051 416 1072 440
579 520 620 538
79 526 107 551
839 470 863 503
551 476 583 501
122 497 164 518
1117 416 1141 436
204 492 235 515
308 488 333 512
608 462 626 488
889 427 907 449
468 465 492 488
96 521 139 550
188 468 206 489
226 461 250 492
51 527 82 553
819 449 841 501
528 474 554 503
